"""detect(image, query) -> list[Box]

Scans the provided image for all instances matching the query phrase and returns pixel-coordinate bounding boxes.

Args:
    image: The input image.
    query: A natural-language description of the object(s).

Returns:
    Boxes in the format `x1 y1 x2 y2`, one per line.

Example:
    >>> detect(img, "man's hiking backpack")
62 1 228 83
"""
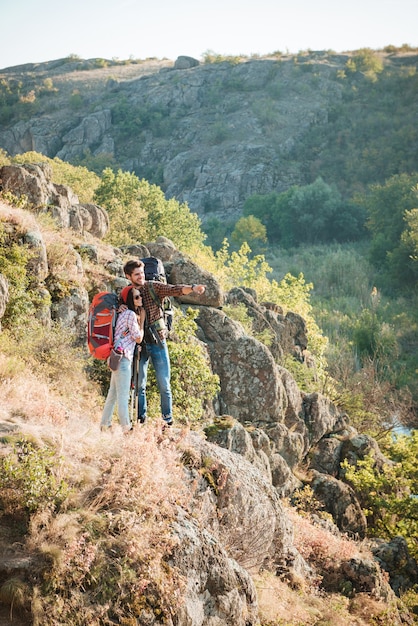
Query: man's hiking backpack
141 256 174 331
87 291 119 360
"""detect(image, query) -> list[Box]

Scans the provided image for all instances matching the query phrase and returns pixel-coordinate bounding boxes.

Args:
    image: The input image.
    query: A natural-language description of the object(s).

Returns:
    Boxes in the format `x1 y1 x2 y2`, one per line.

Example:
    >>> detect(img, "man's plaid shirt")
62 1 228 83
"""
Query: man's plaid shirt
140 281 187 337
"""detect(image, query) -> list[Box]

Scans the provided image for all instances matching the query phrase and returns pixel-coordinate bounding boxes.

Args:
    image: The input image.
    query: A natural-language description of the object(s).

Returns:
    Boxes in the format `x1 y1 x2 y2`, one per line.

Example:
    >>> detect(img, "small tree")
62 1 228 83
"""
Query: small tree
94 168 206 252
230 215 267 252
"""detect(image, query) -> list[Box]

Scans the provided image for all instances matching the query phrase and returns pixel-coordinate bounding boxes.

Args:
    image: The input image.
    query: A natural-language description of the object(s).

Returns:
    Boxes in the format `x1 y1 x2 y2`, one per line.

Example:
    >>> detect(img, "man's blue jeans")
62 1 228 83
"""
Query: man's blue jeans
137 340 172 422
100 356 132 431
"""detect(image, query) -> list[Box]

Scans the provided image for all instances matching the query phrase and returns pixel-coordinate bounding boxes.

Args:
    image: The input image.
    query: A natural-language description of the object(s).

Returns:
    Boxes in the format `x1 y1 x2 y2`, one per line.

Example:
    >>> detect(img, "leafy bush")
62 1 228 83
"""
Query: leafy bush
341 430 418 560
0 439 69 519
94 167 206 251
357 172 418 291
243 178 366 247
0 221 37 328
145 308 219 422
231 215 267 252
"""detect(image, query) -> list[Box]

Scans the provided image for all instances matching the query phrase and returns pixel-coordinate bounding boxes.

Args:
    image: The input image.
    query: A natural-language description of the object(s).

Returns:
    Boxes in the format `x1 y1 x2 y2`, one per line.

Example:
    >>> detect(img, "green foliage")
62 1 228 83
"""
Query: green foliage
346 48 384 78
341 430 418 560
112 98 174 140
0 439 69 518
0 221 37 328
352 306 398 368
201 216 235 251
243 178 366 247
207 121 230 144
291 485 331 519
0 77 41 124
402 207 418 260
357 173 418 291
231 215 267 252
69 89 83 109
267 242 418 415
94 168 206 252
145 308 220 422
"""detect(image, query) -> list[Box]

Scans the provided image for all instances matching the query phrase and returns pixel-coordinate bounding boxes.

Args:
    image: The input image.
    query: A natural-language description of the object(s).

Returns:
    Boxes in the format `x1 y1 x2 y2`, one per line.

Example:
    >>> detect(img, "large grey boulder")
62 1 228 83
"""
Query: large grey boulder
1 163 78 209
171 511 258 626
170 257 224 307
70 203 109 239
302 392 350 446
174 56 200 70
310 470 367 539
197 306 287 422
51 285 90 341
183 431 306 577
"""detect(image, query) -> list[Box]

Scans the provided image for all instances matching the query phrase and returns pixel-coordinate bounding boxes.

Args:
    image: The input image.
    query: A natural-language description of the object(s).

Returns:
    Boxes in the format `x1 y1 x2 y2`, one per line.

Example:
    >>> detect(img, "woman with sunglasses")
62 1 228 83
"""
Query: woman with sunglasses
100 286 145 434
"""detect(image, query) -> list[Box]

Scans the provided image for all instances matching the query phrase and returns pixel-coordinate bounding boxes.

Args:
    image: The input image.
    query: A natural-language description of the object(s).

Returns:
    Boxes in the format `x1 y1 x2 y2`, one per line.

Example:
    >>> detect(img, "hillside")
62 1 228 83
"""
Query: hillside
0 164 417 624
1 49 418 229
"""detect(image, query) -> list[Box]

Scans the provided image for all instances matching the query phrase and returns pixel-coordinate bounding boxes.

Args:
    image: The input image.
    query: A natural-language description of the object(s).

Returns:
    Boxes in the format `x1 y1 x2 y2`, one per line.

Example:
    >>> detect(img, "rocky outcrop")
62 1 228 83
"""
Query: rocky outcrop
310 470 367 539
183 431 306 577
1 165 417 619
226 287 309 362
174 55 200 70
56 110 113 162
1 162 77 208
172 512 258 626
0 54 344 220
371 536 418 595
0 164 109 238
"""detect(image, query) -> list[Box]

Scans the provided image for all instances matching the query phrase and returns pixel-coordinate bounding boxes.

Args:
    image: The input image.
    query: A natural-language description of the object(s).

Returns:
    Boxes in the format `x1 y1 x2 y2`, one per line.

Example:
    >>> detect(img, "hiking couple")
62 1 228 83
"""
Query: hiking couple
100 258 206 433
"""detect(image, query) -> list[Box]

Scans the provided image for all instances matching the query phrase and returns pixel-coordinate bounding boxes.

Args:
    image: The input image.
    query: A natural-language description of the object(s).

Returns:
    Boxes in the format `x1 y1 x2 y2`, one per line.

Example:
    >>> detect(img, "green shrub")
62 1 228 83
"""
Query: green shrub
0 439 69 518
0 221 37 328
341 430 418 560
145 308 219 422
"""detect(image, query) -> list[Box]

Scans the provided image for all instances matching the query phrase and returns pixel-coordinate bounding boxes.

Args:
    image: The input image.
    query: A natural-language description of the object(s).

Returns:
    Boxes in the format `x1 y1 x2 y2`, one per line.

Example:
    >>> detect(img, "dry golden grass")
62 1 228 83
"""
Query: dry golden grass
0 353 192 623
287 506 368 566
255 568 401 625
0 202 39 231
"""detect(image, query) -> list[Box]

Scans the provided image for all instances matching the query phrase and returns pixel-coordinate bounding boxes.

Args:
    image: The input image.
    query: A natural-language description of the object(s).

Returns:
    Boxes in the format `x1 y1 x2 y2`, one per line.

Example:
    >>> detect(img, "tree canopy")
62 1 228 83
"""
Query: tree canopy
243 178 366 247
94 168 206 251
357 173 418 291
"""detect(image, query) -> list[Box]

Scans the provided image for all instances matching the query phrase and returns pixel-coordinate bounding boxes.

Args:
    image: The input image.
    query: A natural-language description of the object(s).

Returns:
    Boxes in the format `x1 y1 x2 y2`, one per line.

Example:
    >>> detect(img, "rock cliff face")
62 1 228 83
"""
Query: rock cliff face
0 53 358 222
0 165 416 624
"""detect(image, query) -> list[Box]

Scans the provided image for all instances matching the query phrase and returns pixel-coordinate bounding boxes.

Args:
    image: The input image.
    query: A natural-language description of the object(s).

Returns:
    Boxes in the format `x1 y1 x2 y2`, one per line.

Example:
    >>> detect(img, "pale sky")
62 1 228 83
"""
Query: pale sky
1 0 417 70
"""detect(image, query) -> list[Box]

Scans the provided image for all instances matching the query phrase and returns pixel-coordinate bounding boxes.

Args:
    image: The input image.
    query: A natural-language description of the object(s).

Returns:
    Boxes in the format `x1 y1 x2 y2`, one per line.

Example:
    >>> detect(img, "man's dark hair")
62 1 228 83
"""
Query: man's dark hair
123 259 144 277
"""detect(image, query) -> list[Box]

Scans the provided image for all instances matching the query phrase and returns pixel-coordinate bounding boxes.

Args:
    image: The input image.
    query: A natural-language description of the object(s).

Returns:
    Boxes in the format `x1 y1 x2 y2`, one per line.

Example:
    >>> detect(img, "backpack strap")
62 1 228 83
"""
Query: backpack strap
148 282 163 312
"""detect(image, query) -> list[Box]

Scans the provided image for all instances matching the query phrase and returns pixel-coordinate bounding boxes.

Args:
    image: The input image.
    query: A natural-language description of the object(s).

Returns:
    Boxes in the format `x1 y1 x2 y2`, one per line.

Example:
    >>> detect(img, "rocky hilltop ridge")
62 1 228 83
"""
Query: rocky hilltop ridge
1 49 417 224
0 162 417 624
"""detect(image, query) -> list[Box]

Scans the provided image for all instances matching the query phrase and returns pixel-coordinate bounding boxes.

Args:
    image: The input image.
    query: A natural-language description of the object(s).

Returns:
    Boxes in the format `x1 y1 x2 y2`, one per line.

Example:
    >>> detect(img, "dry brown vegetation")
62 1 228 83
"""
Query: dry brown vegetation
0 350 409 625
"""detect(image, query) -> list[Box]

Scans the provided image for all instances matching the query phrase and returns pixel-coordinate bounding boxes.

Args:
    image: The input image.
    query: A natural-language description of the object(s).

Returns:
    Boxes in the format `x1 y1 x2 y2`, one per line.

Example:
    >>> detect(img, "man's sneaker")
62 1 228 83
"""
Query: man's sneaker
100 425 112 433
162 416 173 427
138 414 147 424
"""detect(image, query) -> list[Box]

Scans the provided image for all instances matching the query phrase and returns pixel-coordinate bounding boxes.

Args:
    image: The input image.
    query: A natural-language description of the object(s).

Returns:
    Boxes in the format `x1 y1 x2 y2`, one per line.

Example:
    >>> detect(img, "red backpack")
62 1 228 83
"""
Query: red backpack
87 291 119 360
